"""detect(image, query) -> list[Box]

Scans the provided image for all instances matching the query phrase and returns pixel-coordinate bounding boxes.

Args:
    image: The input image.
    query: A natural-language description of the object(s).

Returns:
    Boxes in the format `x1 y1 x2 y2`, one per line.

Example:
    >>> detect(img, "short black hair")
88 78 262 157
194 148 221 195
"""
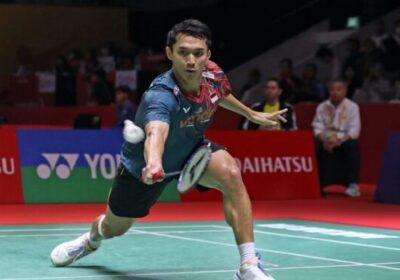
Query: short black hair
166 19 212 49
328 78 348 87
115 85 131 94
266 77 283 89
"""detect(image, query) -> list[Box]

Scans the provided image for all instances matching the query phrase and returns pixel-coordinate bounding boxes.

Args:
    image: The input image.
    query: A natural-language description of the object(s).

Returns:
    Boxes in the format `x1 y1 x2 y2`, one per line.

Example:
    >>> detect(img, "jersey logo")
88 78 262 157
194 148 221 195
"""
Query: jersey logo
173 86 180 96
202 71 215 79
183 106 191 113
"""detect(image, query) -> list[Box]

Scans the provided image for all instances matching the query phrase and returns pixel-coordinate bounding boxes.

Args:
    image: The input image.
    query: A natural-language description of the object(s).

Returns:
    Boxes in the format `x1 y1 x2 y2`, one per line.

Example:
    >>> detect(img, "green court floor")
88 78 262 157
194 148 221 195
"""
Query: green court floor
0 219 399 279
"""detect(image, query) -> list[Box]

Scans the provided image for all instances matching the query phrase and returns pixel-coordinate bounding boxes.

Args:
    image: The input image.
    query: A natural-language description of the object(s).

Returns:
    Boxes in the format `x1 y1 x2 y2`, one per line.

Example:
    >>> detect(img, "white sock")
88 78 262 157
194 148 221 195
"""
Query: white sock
88 215 105 249
87 232 101 249
238 242 256 264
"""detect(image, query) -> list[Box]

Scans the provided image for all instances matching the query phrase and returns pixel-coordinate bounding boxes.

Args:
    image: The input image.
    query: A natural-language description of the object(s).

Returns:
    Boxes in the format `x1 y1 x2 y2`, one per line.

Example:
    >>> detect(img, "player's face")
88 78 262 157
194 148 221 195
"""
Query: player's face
166 33 210 82
329 81 347 105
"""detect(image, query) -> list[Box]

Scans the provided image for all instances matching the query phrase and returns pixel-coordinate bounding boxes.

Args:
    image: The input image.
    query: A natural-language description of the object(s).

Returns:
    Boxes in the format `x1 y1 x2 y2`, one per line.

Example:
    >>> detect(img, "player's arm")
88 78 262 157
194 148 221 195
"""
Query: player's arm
142 120 169 184
219 93 287 127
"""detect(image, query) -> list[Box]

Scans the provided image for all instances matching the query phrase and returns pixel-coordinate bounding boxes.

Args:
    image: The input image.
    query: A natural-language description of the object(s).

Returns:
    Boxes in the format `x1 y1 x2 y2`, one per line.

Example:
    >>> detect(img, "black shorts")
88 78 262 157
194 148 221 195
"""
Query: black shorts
108 140 225 218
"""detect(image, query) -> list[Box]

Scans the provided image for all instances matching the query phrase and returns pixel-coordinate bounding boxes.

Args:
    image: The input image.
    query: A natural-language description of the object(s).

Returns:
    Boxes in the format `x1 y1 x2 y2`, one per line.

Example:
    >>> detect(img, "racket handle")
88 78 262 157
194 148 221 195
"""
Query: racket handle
152 171 164 181
152 170 181 181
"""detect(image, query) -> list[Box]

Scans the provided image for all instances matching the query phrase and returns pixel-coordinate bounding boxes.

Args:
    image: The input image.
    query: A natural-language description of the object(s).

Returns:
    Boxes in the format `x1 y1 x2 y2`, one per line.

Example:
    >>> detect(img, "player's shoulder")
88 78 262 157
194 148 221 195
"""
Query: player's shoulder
143 86 178 106
143 77 178 109
202 60 226 80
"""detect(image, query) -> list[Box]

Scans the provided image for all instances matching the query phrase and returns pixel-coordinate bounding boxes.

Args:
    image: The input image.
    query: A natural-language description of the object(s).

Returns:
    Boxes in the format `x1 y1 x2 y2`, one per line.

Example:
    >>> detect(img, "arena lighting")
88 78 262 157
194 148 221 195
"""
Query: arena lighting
347 16 361 29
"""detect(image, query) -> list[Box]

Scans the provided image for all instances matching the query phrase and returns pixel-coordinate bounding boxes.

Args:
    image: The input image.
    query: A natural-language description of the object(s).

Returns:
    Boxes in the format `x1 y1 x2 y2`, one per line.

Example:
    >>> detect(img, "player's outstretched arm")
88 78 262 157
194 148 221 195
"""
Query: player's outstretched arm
219 94 287 128
142 120 169 184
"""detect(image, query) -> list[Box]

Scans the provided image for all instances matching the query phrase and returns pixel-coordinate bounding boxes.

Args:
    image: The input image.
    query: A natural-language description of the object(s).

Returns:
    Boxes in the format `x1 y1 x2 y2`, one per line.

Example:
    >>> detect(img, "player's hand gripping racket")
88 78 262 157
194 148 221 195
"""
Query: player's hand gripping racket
152 144 212 193
122 120 212 193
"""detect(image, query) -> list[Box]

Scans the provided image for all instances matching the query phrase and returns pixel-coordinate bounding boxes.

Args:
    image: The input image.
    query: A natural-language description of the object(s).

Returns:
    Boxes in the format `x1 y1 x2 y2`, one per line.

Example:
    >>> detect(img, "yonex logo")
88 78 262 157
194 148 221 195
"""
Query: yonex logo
36 153 121 180
183 106 191 113
36 153 79 179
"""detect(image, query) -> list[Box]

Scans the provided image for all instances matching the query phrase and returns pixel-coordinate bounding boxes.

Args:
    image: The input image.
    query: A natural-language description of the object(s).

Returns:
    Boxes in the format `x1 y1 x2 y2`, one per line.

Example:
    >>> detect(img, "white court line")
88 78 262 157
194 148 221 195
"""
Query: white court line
0 269 237 280
0 229 230 238
132 229 400 272
1 262 398 280
371 261 400 266
3 224 399 271
0 225 215 232
212 225 400 252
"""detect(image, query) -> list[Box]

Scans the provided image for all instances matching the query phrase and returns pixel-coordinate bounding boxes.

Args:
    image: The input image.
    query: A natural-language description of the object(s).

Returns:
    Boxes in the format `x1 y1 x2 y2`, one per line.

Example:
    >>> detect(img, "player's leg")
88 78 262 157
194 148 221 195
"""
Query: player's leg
198 150 253 244
50 206 134 267
50 165 169 267
198 149 275 280
89 206 135 242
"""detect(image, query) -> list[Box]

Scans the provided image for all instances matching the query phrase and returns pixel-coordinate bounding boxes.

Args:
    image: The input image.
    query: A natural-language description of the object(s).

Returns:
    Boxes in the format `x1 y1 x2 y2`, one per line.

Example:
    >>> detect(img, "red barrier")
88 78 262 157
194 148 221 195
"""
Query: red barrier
0 106 116 127
8 75 40 105
211 103 400 185
181 130 321 201
0 127 23 203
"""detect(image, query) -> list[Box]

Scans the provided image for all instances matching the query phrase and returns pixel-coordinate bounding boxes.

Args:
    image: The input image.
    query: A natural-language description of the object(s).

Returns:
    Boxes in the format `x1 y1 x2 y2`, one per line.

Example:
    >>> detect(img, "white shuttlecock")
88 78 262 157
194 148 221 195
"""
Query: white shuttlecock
123 120 145 144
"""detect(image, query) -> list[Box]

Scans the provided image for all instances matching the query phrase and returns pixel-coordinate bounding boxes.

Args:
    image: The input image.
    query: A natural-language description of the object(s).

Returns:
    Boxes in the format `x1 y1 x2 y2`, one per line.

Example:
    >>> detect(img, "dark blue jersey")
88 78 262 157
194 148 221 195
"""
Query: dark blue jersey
120 61 232 178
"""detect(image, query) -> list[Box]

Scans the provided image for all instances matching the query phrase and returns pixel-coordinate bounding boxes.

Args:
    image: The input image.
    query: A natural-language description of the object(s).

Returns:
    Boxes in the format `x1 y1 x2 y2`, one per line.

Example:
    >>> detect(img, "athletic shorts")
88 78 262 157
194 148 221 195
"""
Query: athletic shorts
108 140 225 218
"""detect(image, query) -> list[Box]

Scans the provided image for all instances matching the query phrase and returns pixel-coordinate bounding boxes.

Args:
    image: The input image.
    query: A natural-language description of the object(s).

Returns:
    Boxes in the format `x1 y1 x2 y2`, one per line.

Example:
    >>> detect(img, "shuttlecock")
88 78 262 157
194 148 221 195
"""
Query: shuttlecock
123 120 145 143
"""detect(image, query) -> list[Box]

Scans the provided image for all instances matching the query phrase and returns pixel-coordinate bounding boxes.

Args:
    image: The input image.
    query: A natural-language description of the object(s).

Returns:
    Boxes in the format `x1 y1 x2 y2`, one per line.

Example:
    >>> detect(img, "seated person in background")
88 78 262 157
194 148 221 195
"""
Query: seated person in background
312 79 361 197
241 78 297 130
278 58 303 103
299 63 326 103
114 85 137 127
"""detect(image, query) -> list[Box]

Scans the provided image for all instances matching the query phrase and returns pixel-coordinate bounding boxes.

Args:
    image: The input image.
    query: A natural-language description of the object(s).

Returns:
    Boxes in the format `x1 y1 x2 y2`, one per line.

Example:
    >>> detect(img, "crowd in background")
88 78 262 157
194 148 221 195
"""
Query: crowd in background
240 19 400 107
2 18 400 127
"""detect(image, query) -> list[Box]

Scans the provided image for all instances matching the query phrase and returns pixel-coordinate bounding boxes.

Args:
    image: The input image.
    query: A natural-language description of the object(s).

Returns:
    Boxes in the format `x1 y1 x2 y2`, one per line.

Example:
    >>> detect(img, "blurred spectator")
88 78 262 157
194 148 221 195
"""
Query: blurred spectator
370 20 390 50
98 46 116 73
278 58 303 103
381 36 400 79
78 49 98 75
393 19 400 46
315 46 341 83
360 38 384 77
89 69 113 105
237 68 261 100
241 78 297 130
312 79 361 197
114 85 137 127
391 80 400 102
342 37 364 85
353 63 392 103
15 45 34 76
342 65 363 100
299 63 326 103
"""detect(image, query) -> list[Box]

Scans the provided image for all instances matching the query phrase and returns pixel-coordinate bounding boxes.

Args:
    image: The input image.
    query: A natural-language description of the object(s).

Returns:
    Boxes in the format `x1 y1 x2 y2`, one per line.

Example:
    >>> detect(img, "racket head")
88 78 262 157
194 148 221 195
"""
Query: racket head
177 144 212 193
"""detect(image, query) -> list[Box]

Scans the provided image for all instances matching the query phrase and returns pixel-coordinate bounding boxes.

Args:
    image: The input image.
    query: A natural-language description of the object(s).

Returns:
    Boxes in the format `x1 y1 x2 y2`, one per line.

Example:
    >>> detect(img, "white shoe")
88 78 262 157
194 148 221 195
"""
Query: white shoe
345 184 361 197
233 253 275 280
50 232 99 267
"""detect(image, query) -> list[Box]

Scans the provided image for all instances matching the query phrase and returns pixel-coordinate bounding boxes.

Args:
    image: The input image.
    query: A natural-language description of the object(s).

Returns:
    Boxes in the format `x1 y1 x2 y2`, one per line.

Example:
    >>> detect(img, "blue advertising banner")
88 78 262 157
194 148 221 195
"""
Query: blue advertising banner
17 129 179 203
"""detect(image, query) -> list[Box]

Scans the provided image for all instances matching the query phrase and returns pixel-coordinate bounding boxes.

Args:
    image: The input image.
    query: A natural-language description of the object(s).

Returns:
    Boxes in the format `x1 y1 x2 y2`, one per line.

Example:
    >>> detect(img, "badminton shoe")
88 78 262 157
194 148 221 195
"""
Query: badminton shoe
233 253 275 280
50 232 99 267
345 183 361 197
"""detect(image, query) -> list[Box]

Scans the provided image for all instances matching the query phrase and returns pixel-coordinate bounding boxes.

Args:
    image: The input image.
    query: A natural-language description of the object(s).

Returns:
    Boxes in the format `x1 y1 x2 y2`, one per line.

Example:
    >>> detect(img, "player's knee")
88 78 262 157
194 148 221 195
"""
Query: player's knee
218 164 243 190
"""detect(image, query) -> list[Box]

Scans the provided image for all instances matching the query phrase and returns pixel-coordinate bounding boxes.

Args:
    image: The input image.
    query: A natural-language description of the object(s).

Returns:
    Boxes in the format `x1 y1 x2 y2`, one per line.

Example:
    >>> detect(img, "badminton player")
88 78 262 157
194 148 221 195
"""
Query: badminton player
50 19 286 280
